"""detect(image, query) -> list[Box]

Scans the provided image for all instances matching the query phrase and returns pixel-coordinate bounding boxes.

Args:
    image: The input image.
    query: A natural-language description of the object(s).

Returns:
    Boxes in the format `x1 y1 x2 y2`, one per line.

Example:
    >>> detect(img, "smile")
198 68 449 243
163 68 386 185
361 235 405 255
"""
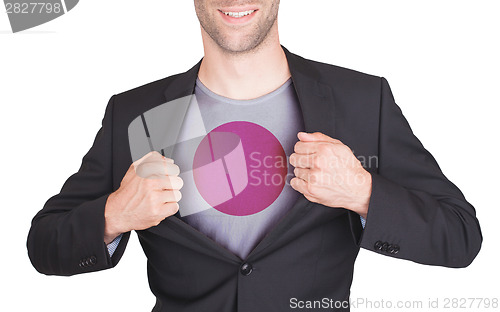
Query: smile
220 9 256 18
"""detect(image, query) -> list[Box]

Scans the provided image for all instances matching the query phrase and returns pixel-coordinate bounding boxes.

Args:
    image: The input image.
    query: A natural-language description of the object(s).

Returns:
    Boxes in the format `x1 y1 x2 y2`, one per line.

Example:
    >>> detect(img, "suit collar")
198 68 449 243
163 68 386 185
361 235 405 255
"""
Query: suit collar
163 45 336 137
161 45 337 261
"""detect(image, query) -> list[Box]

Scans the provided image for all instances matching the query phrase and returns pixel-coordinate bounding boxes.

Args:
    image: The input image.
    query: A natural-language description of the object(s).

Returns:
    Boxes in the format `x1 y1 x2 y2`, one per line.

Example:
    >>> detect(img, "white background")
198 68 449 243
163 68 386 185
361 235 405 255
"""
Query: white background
1 0 499 311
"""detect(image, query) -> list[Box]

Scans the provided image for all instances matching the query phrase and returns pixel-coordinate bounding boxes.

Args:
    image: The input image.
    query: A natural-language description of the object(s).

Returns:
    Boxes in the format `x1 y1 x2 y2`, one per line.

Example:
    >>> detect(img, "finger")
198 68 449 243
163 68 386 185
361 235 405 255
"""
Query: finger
290 177 319 203
294 167 323 185
134 151 160 166
160 175 184 190
290 177 313 196
294 141 314 154
297 132 342 144
139 162 180 178
158 189 182 203
161 202 180 218
164 158 174 164
294 141 331 154
290 176 306 193
165 163 180 176
290 153 316 168
136 162 180 179
125 153 162 183
293 167 311 181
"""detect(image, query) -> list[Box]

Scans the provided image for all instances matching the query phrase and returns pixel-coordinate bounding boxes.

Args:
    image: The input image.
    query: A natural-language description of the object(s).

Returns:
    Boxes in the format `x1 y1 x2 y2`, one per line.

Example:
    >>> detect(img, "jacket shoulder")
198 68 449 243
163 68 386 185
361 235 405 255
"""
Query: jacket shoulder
294 53 382 88
109 70 193 125
113 73 181 104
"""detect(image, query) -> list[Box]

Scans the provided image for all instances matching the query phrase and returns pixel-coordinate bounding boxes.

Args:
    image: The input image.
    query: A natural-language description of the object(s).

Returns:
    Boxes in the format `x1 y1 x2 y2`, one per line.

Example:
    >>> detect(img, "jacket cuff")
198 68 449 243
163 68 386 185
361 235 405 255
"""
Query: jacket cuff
356 173 404 257
71 193 114 273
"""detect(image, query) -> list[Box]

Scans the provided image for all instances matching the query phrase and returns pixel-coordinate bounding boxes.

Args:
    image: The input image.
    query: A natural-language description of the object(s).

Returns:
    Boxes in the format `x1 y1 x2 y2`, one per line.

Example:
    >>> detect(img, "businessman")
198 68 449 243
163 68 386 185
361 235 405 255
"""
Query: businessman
27 1 482 311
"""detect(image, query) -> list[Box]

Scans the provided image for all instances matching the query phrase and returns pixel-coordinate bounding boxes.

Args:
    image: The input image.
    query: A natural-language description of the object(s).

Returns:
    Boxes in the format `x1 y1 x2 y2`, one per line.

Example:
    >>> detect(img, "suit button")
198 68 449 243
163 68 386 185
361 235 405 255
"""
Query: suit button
79 259 87 267
240 263 253 276
381 242 389 252
89 256 97 265
393 245 400 254
387 244 395 254
374 241 383 250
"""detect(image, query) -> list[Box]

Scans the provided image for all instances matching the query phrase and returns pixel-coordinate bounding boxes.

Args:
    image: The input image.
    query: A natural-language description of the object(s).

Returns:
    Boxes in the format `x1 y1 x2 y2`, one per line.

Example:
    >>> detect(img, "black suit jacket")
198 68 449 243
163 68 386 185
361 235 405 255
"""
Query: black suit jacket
27 46 482 311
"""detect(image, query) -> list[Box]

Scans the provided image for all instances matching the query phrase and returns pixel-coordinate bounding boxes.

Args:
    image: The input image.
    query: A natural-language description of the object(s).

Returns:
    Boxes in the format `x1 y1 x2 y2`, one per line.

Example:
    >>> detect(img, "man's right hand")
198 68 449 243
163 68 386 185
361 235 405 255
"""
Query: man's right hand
103 151 183 244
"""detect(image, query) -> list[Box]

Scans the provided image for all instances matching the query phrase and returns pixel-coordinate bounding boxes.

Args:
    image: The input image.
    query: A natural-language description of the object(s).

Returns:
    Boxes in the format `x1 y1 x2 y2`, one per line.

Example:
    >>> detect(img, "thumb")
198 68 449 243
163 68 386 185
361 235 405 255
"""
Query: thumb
133 151 161 167
297 132 340 143
132 151 173 170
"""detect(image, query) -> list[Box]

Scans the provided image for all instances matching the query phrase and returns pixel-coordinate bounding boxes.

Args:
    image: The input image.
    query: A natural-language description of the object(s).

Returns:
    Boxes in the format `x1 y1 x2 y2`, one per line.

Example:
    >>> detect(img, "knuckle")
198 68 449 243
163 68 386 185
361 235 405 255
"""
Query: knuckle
146 178 159 189
340 144 352 155
317 144 328 153
138 162 152 171
319 144 333 156
164 177 175 189
306 182 317 197
142 177 157 188
135 164 150 178
148 194 159 206
166 202 179 215
297 156 306 168
333 138 343 145
312 156 321 168
152 216 163 226
173 190 182 202
309 170 319 184
161 177 172 189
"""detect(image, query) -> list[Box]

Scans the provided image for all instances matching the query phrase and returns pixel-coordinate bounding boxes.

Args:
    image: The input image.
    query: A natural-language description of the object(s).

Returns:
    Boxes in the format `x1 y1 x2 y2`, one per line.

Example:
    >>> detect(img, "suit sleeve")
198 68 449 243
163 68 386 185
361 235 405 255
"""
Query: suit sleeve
351 77 482 268
27 95 130 276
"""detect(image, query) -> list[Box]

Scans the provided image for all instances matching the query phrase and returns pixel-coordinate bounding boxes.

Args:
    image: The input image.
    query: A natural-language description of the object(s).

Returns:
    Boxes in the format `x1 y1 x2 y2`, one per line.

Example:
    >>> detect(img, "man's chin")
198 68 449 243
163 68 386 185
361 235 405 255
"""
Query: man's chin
216 37 265 55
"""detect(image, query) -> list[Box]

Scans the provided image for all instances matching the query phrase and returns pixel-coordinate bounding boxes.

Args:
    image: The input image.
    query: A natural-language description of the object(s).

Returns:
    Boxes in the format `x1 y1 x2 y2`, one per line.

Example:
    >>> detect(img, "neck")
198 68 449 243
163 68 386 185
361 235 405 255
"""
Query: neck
197 25 291 100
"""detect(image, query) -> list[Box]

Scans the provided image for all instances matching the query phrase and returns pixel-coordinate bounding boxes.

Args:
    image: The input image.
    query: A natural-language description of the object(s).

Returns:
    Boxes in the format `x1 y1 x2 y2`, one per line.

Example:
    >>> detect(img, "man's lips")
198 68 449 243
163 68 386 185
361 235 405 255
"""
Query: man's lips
218 8 258 24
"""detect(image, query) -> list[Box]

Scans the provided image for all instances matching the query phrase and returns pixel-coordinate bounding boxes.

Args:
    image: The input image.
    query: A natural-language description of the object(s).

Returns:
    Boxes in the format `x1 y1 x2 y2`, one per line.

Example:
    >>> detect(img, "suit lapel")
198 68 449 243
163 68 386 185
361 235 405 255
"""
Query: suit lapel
247 47 338 258
158 46 338 261
162 60 201 102
161 46 337 136
283 46 336 135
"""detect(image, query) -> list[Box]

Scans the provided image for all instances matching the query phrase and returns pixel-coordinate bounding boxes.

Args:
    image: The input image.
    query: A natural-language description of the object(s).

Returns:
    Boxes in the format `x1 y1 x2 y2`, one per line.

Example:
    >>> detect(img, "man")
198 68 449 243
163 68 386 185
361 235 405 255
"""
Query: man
27 1 482 311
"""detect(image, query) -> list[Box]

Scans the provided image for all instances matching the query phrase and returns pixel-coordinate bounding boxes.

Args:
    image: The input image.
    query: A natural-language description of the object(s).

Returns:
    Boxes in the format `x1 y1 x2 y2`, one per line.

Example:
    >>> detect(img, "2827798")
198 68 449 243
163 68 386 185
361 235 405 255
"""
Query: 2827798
5 2 62 14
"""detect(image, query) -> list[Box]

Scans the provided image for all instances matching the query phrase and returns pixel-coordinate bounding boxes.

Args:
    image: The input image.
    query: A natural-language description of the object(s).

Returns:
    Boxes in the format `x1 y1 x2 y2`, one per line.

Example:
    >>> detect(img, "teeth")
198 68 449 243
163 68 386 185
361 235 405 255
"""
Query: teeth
222 10 255 18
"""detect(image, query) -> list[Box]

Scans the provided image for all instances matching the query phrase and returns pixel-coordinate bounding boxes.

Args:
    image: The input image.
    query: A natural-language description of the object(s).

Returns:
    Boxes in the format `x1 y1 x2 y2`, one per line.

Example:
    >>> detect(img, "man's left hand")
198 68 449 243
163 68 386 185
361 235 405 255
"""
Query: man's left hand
289 132 372 219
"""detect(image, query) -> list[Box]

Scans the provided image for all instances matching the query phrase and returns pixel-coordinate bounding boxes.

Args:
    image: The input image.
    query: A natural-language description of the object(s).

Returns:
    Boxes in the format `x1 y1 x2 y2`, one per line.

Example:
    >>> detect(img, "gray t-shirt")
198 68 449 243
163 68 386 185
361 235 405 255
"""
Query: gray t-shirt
172 77 305 259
